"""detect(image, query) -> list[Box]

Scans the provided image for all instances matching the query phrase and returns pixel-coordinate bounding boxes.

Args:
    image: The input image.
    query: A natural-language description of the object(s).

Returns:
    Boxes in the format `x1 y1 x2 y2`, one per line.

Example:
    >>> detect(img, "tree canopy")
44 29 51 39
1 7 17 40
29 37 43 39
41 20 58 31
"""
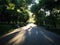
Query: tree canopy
0 0 60 34
31 0 60 34
0 0 33 26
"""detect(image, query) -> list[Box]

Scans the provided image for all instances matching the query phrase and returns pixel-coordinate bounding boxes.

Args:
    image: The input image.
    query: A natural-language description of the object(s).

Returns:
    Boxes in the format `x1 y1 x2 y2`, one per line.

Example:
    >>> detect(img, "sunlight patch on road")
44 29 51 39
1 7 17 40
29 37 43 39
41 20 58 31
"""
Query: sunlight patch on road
0 23 37 45
28 28 32 35
27 23 37 27
0 23 36 39
0 28 22 38
8 30 26 45
23 23 37 30
7 23 37 45
28 28 32 32
22 23 37 36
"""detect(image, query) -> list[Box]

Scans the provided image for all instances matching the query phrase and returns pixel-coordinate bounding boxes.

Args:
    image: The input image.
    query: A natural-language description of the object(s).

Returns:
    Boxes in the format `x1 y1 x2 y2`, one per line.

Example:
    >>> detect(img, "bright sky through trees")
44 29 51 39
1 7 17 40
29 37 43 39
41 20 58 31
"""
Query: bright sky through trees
35 0 39 4
28 0 39 10
45 11 50 16
28 4 34 10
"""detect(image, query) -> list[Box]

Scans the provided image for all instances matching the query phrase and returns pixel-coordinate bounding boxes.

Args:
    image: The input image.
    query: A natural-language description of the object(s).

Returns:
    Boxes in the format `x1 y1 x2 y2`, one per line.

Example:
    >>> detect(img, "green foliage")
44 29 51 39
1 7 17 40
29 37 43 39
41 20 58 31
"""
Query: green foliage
31 0 60 34
0 0 31 36
31 4 39 14
26 0 32 5
35 11 45 26
0 0 30 25
0 0 60 35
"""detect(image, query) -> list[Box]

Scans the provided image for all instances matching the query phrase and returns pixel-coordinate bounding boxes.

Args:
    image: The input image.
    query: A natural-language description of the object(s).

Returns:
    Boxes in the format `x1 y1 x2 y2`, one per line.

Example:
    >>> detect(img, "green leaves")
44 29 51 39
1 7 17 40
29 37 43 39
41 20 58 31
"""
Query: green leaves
31 0 60 34
0 0 30 26
6 3 15 10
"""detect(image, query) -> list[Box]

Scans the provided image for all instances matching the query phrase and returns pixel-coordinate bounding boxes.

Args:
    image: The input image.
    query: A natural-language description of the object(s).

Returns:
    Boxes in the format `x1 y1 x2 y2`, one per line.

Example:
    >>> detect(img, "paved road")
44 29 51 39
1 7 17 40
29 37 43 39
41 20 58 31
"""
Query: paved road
0 23 60 45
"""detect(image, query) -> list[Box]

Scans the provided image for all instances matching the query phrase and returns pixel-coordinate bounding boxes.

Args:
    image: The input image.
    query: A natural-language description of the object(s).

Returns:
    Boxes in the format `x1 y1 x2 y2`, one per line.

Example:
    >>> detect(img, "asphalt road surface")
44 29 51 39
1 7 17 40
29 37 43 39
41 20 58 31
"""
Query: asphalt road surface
0 23 60 45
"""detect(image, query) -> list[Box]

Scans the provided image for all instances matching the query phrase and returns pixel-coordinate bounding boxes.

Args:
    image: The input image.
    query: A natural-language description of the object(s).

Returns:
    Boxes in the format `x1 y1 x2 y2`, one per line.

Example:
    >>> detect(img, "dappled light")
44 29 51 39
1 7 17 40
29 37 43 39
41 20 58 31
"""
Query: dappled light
27 27 32 35
0 23 60 45
22 23 37 30
45 11 50 16
6 3 15 10
0 23 37 45
17 9 21 13
8 30 26 45
0 28 21 38
27 11 36 23
1 23 37 38
28 4 34 10
35 0 39 4
0 0 60 45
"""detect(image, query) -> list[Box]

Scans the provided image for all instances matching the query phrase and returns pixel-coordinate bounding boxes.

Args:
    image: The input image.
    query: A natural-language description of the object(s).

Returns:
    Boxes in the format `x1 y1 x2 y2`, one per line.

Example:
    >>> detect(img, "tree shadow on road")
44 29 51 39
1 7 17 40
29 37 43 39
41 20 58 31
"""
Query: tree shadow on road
0 26 60 45
21 26 56 45
0 30 20 45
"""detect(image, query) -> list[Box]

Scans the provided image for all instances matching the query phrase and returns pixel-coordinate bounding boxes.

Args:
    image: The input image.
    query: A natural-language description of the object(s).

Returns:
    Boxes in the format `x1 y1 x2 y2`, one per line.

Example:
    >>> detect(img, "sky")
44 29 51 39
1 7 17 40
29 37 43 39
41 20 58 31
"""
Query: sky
28 0 39 10
35 0 39 4
28 0 50 16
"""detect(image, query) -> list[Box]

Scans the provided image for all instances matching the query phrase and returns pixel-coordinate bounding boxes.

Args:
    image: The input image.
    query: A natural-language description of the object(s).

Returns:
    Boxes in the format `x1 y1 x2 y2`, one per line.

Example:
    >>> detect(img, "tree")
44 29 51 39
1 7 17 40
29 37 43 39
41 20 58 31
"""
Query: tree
31 0 60 34
0 0 32 26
